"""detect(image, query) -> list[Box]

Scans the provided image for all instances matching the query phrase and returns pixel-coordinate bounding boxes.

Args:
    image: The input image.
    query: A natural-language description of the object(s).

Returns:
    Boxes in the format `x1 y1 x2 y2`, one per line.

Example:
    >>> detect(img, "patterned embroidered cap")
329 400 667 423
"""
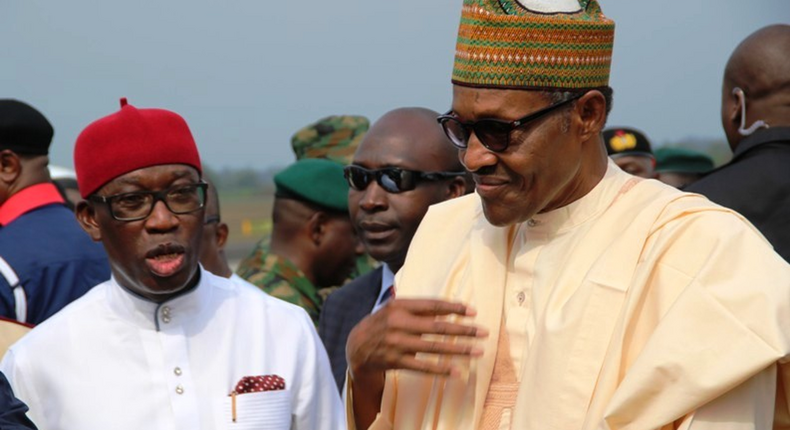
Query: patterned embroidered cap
290 116 369 165
452 0 615 90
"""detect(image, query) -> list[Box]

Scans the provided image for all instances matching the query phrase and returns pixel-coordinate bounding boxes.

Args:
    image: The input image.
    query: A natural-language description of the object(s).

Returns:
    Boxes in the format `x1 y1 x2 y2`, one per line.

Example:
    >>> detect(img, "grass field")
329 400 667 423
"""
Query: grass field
218 190 274 267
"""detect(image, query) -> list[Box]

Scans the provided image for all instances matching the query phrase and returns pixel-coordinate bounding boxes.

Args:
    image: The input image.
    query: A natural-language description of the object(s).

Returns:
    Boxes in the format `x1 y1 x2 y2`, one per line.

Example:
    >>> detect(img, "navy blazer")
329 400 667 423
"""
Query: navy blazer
0 203 110 324
318 267 382 391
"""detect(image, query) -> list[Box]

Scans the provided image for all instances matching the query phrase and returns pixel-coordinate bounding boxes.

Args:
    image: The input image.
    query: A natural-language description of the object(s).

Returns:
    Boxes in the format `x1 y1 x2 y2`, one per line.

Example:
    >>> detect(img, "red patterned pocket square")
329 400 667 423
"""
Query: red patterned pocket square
233 375 286 394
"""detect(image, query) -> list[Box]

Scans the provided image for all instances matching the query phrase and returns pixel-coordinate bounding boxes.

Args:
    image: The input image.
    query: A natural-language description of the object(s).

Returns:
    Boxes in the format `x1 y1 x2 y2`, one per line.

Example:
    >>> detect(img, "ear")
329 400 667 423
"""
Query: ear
574 90 607 143
75 200 103 242
0 150 22 184
307 211 329 246
215 222 229 249
446 176 466 199
728 88 743 126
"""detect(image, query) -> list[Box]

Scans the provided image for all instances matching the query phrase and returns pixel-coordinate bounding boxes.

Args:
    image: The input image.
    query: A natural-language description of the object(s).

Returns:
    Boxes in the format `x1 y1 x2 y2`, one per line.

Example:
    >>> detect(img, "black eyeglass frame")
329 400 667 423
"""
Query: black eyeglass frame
204 215 221 225
89 182 209 222
343 165 465 194
437 92 585 152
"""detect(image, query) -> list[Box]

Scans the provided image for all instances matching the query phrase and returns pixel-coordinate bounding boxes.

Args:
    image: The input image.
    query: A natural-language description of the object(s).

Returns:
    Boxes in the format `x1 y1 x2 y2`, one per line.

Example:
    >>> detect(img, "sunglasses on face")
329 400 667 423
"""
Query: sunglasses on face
436 92 584 152
343 165 465 194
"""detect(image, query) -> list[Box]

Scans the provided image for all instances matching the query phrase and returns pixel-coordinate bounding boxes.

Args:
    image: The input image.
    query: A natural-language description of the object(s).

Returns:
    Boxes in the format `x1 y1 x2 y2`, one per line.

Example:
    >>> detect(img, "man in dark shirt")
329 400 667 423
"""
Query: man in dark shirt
0 100 110 324
686 25 790 261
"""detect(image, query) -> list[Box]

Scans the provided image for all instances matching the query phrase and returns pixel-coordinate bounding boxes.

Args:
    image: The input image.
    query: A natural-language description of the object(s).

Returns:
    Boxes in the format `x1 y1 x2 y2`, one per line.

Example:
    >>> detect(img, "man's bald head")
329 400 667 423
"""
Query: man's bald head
364 107 464 173
722 24 790 149
349 107 466 272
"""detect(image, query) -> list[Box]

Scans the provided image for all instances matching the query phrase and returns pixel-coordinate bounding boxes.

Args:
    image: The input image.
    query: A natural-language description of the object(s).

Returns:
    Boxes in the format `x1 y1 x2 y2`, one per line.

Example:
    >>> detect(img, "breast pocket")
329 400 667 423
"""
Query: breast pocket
222 389 293 429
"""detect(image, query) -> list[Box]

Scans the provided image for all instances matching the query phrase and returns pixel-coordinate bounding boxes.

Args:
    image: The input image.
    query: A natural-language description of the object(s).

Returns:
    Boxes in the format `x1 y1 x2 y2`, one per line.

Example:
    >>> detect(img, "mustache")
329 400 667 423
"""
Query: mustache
145 243 186 259
471 165 497 176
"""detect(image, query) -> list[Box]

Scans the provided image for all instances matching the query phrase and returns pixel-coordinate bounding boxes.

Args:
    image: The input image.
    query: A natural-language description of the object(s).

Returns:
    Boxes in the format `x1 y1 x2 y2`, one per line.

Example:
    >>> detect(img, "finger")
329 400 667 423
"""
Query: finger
389 316 488 338
394 298 476 317
395 355 457 376
395 335 484 357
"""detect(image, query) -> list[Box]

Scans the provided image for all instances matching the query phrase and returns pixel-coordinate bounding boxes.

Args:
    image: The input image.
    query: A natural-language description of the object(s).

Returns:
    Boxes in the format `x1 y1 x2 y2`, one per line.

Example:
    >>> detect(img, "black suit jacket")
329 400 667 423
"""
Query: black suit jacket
686 127 790 262
318 267 382 391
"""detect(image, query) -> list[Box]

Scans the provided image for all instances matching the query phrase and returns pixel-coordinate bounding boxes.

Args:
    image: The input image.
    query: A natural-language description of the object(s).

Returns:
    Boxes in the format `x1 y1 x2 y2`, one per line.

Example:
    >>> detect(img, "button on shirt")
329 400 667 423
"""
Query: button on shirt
504 165 630 380
1 268 343 430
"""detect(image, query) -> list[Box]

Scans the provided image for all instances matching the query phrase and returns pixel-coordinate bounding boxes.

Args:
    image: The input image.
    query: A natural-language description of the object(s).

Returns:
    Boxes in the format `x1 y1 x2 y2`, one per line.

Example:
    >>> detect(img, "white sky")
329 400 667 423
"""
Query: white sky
2 0 788 170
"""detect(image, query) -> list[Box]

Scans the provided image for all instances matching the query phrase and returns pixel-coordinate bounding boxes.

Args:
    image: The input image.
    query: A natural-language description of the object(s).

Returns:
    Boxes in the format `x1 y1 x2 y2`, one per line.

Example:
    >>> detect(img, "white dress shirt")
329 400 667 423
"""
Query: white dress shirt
1 267 344 430
371 264 395 314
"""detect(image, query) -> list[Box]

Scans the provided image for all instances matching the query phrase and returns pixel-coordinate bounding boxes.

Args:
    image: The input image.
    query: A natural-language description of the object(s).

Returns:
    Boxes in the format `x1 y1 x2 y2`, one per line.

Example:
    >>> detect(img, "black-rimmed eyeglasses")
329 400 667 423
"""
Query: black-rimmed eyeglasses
89 182 208 222
436 92 584 152
343 165 465 194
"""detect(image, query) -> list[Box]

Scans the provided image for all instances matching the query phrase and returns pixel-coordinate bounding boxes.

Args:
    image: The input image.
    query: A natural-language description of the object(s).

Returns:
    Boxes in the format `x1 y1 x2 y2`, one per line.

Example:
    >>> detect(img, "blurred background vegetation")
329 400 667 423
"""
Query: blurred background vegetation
202 165 279 268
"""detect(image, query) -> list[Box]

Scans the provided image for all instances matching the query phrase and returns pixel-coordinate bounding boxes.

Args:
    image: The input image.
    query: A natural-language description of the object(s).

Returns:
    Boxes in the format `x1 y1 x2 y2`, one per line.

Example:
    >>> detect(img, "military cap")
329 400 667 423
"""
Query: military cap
290 116 369 165
0 99 54 155
655 147 714 174
603 127 654 159
274 159 349 213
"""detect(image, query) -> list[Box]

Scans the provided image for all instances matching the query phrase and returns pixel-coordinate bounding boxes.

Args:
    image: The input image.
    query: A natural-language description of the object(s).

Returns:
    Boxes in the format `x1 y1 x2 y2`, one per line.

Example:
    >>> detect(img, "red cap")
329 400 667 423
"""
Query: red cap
74 98 202 198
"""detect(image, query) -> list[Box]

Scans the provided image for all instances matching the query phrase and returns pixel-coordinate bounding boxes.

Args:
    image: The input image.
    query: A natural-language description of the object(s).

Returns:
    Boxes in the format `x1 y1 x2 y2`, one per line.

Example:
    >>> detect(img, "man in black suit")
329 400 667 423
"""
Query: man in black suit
686 25 790 262
318 107 467 390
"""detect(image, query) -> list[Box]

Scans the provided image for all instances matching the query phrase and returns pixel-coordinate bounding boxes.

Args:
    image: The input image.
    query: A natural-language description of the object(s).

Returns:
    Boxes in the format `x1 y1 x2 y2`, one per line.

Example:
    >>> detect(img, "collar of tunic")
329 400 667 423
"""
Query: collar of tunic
104 265 215 331
523 159 630 237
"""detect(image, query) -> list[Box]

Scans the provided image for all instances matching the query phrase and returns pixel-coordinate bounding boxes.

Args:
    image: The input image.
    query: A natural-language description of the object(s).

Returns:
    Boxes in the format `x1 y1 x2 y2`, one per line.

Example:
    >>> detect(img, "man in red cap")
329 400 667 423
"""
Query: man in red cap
1 99 343 430
0 99 109 325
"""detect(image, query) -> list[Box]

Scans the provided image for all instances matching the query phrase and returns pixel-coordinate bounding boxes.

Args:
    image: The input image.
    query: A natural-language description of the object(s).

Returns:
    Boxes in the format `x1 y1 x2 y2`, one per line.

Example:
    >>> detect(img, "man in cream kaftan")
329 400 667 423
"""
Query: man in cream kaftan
344 1 790 428
359 162 790 430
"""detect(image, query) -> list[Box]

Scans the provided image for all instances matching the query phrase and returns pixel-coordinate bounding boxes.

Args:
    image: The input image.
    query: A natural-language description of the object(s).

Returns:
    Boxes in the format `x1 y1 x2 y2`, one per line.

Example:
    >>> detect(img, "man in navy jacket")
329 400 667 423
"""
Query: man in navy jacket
0 100 109 324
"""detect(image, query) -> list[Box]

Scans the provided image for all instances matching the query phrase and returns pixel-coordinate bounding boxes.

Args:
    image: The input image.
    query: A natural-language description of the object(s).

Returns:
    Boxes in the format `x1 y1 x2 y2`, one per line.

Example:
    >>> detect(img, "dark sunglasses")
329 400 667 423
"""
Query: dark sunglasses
343 165 465 194
436 92 584 152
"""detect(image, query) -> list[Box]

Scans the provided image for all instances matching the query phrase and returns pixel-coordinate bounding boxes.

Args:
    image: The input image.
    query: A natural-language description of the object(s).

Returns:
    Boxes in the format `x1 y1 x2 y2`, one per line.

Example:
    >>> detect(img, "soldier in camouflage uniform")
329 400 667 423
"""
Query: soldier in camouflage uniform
236 116 377 305
236 158 363 326
290 115 369 165
237 237 323 323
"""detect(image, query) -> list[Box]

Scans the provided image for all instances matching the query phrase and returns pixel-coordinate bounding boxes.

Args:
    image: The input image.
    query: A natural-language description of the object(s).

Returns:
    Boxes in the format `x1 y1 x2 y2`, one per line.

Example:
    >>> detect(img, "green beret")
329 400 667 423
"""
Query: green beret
290 115 369 165
274 159 349 213
655 147 715 174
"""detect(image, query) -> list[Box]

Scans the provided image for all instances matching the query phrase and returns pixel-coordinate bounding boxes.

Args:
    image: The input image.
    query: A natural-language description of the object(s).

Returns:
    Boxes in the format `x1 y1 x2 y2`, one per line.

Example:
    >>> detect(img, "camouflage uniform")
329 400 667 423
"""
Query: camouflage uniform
290 115 379 279
236 116 378 312
236 237 323 326
237 235 377 303
290 115 369 165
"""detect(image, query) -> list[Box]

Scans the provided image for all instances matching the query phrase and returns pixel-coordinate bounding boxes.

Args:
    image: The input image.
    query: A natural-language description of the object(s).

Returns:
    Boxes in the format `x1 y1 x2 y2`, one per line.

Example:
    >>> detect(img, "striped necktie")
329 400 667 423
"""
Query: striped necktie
378 284 395 306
